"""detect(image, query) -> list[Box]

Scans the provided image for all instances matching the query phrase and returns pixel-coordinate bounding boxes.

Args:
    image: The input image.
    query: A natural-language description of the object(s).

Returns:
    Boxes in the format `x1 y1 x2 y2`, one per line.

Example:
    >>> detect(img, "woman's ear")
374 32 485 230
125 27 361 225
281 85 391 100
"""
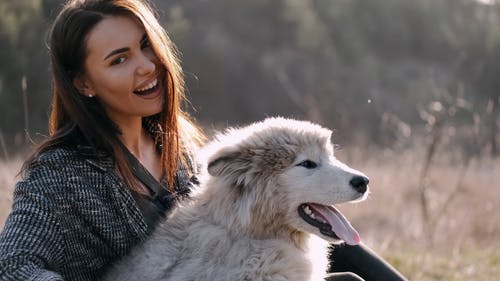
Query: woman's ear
73 75 96 97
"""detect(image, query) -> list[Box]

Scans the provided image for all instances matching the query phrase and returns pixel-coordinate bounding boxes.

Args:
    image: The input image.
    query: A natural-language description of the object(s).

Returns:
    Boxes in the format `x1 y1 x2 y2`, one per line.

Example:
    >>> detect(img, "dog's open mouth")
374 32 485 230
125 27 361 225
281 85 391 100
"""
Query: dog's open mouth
298 203 360 245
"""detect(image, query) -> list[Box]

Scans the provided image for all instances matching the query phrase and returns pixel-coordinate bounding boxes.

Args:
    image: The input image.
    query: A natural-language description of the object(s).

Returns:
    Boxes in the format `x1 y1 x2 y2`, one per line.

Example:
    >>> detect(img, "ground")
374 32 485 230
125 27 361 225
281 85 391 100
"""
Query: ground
1 147 498 280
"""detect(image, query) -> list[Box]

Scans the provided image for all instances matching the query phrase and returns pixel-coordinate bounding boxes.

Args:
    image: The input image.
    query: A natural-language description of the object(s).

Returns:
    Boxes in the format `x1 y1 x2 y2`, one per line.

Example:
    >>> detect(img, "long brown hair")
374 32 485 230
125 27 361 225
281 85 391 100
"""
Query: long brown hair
27 0 203 193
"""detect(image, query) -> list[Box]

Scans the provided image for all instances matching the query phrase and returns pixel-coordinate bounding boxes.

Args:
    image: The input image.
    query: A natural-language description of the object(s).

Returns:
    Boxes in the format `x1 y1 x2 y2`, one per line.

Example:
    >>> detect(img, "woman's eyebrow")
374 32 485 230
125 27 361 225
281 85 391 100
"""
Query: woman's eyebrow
103 33 148 61
104 47 129 61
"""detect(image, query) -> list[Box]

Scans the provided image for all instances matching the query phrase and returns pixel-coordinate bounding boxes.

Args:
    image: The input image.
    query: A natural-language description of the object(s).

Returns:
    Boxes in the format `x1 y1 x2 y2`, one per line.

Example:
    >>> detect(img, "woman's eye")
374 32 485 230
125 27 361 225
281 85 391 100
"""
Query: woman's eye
110 56 126 66
296 160 318 169
141 38 151 49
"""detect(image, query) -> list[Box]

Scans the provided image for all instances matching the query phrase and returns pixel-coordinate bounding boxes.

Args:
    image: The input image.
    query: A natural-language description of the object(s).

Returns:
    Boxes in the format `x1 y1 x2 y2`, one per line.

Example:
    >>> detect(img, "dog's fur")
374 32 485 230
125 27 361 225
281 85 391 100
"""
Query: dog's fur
104 117 369 281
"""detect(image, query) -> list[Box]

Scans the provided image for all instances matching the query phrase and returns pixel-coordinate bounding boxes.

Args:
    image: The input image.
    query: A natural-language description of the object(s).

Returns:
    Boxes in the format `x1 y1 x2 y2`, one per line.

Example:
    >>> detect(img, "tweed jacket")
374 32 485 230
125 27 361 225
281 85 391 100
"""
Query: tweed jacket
0 145 194 281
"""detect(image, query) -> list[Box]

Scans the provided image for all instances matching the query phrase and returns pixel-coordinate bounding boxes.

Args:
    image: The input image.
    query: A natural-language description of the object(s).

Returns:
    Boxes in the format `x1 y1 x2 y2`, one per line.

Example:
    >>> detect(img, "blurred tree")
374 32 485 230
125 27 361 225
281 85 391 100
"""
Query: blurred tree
0 0 52 148
0 0 498 155
447 1 500 156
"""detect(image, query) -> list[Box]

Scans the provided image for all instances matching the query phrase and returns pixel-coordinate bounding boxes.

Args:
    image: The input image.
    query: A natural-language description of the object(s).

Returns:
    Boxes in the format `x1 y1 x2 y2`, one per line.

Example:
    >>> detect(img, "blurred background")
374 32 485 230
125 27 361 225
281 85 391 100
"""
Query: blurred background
0 0 499 280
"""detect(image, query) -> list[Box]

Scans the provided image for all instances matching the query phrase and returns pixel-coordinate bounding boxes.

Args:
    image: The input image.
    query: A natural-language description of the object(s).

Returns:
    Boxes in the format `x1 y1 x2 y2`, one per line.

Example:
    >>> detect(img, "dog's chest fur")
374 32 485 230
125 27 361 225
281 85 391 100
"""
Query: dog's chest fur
154 210 329 281
106 183 333 279
140 193 330 281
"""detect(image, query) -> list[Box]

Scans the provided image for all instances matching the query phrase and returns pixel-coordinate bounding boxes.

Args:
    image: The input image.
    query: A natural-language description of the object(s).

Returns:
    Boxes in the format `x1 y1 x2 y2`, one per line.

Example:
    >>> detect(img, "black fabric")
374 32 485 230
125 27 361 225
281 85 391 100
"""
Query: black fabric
325 272 365 281
328 243 409 281
129 192 166 231
120 142 190 229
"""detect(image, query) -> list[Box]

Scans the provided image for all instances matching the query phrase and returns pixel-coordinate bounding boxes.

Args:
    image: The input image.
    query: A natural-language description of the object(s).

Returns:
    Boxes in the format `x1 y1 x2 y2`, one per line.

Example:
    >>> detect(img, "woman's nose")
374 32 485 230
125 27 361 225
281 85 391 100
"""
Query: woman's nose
136 52 156 75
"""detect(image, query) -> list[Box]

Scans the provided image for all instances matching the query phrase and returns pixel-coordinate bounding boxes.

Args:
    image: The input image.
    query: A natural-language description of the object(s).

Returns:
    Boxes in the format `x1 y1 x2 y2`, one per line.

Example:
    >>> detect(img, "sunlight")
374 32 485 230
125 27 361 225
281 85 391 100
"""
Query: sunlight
475 0 497 5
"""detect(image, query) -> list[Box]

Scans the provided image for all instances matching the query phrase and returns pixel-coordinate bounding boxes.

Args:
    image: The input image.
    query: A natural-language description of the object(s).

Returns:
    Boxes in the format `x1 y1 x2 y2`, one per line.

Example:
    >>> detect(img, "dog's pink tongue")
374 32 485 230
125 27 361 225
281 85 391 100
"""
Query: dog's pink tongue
309 204 360 245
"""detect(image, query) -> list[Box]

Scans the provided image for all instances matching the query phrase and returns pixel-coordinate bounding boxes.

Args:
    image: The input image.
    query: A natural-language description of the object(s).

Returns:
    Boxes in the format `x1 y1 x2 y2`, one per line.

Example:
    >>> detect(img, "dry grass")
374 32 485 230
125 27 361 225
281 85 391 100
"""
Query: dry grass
0 148 498 280
0 156 22 228
336 147 500 281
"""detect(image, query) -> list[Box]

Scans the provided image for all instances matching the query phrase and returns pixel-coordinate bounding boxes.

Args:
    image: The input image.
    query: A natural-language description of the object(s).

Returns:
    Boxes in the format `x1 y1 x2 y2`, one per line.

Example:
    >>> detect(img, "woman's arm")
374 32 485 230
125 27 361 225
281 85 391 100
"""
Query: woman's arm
0 160 66 280
328 242 408 281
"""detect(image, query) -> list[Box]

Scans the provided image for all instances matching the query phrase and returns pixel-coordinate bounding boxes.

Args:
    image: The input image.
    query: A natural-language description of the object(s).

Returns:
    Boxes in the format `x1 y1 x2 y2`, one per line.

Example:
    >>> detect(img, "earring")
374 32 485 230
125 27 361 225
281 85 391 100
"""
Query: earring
88 94 94 98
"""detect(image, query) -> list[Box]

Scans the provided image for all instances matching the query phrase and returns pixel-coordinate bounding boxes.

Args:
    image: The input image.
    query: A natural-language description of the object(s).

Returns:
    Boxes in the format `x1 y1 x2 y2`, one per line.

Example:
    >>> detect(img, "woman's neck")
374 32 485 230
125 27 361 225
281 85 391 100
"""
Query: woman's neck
117 117 163 181
118 118 146 156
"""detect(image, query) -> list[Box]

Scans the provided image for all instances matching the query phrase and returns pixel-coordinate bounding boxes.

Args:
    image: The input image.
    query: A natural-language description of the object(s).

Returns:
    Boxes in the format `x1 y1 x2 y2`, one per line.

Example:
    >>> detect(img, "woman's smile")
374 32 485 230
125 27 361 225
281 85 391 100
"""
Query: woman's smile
133 77 161 99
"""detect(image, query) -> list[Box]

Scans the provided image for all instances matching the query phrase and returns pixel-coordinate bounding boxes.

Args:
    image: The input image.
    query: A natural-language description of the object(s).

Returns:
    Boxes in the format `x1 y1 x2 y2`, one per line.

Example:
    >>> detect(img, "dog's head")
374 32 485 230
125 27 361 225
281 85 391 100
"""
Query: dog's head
200 117 368 245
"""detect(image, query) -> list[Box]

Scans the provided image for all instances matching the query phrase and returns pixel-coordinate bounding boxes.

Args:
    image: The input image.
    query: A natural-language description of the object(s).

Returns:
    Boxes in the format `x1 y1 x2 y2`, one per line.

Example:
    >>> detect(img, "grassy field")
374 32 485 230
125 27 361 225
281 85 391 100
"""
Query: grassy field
0 148 498 280
336 147 500 281
0 156 22 228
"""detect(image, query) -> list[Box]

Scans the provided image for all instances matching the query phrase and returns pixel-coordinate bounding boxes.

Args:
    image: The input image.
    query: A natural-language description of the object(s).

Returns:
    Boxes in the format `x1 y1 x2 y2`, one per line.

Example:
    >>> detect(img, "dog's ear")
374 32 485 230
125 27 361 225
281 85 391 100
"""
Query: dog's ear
207 150 241 177
206 146 256 189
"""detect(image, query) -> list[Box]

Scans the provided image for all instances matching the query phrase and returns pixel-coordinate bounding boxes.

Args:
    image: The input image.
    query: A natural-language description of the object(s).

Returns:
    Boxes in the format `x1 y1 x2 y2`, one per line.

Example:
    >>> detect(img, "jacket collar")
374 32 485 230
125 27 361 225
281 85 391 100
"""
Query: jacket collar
76 145 114 172
76 144 150 239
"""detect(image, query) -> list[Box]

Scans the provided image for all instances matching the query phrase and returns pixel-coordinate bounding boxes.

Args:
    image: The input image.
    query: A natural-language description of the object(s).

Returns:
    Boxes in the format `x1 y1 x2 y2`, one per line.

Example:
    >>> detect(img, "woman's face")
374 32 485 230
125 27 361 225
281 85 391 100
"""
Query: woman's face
75 15 164 126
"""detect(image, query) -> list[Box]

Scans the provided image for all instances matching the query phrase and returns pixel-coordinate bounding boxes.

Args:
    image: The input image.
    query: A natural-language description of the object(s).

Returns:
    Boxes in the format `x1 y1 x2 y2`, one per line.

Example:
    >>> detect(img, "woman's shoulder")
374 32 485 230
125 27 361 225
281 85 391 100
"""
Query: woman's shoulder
24 145 114 179
33 145 80 163
15 145 119 201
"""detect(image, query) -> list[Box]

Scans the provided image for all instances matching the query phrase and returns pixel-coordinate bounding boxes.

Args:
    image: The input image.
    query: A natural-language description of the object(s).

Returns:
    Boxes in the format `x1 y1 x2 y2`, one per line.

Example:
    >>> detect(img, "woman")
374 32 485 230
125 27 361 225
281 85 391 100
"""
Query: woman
0 0 202 279
0 0 407 280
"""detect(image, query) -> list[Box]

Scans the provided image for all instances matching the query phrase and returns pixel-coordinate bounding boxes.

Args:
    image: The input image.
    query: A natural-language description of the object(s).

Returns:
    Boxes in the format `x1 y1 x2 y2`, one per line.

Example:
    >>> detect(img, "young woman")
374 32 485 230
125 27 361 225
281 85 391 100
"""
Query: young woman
0 1 407 280
0 0 202 279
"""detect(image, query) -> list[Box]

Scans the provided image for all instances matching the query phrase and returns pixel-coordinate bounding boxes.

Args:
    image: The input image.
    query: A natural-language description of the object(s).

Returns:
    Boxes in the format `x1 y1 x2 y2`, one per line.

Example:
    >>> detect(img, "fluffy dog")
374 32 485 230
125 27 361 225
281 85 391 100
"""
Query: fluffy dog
104 117 369 281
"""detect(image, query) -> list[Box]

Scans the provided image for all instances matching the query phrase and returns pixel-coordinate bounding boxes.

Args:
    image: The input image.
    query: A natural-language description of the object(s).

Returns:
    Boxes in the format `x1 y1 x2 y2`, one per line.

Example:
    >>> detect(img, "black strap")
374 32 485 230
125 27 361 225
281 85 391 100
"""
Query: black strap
119 142 175 212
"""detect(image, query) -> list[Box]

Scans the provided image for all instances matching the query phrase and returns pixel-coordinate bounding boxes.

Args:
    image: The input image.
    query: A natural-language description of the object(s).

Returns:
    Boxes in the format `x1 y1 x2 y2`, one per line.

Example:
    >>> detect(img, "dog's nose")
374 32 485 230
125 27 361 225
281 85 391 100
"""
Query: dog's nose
349 176 369 194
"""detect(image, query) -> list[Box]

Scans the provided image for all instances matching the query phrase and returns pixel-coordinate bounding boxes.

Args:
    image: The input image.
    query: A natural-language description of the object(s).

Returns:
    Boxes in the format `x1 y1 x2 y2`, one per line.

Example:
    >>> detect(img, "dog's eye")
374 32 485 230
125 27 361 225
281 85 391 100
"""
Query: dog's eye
297 160 318 169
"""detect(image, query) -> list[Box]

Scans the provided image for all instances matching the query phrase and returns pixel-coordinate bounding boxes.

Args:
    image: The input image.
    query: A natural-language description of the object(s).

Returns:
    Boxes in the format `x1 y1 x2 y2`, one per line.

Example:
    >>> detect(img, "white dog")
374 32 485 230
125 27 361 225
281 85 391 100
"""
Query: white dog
104 117 369 281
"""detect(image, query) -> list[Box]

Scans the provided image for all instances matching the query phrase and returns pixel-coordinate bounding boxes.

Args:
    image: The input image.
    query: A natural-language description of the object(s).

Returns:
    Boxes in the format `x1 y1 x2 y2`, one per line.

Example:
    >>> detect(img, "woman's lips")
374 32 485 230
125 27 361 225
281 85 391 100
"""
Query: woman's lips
134 78 158 94
133 78 161 99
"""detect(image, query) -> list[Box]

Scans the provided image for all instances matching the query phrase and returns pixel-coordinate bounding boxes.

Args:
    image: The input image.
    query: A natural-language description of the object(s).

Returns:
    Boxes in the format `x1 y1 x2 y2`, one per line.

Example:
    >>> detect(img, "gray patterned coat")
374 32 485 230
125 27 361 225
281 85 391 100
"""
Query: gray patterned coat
0 146 193 281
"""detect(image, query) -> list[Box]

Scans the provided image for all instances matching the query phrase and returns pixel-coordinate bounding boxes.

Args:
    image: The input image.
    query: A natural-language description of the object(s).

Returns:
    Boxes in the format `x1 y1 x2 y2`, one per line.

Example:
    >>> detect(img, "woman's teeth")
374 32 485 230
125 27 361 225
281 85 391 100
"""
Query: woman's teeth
135 79 158 93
